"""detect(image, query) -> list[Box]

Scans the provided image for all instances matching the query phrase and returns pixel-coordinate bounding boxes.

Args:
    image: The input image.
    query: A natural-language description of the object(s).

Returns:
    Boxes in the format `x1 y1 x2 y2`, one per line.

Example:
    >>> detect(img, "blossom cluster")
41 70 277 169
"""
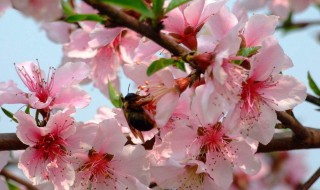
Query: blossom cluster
0 0 308 189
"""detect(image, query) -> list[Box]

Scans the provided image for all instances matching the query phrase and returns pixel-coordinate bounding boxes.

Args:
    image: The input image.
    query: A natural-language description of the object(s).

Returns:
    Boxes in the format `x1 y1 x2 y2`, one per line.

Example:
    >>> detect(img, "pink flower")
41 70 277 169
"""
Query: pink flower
238 0 313 20
163 0 227 50
123 63 190 128
72 119 150 189
4 61 91 110
15 110 87 189
230 37 306 144
151 159 222 189
11 0 62 21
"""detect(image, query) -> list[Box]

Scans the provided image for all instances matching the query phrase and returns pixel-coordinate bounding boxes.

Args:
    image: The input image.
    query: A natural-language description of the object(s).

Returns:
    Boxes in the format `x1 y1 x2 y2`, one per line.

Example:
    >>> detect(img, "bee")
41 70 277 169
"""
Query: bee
121 93 156 142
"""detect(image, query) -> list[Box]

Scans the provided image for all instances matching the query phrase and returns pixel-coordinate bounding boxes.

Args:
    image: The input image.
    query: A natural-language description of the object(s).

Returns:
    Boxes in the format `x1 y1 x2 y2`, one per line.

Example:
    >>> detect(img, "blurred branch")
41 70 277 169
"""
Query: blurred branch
257 127 320 152
276 111 309 140
306 93 320 107
300 167 320 190
1 168 38 190
0 133 27 151
277 20 320 31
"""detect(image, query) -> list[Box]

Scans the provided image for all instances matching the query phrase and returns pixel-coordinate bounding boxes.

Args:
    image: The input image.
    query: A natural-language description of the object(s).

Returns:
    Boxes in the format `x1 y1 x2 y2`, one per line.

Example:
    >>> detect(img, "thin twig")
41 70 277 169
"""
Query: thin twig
300 167 320 190
276 111 309 140
257 127 320 152
306 94 320 107
1 168 38 190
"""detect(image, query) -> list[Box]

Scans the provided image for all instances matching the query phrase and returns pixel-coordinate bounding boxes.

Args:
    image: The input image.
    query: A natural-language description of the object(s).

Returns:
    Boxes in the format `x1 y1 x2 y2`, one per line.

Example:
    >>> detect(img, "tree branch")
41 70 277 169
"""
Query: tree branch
276 111 309 140
306 93 320 107
300 167 320 190
1 168 38 190
0 133 27 151
257 127 320 152
0 127 320 152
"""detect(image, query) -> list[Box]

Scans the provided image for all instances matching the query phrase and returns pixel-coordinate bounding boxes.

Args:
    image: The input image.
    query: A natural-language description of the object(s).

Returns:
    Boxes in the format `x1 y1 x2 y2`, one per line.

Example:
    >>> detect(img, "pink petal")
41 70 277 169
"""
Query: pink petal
63 29 97 58
15 111 43 146
0 81 28 106
206 152 233 189
184 0 205 27
89 26 121 48
45 111 76 139
18 148 47 185
207 6 238 44
260 75 307 111
165 127 198 160
47 162 75 189
93 119 127 155
250 37 292 81
269 0 290 20
52 86 91 109
155 92 179 128
163 8 185 34
247 103 277 145
227 141 261 175
198 0 227 26
51 62 90 94
42 21 74 44
244 14 279 47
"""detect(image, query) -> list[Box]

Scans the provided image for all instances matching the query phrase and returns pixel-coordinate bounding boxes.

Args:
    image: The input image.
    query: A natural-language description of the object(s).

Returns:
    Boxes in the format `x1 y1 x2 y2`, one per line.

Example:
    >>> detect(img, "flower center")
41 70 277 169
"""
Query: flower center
78 149 114 182
34 133 67 160
16 64 56 103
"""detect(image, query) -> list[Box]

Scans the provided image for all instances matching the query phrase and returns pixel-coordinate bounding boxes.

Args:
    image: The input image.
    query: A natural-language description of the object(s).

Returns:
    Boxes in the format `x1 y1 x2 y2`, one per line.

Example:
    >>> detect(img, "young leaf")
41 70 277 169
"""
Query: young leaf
165 0 191 13
237 46 261 57
61 0 75 17
307 71 320 96
173 60 186 72
147 58 185 76
65 14 105 23
108 82 122 108
1 107 18 123
101 0 154 18
25 105 30 114
7 181 19 190
152 0 165 17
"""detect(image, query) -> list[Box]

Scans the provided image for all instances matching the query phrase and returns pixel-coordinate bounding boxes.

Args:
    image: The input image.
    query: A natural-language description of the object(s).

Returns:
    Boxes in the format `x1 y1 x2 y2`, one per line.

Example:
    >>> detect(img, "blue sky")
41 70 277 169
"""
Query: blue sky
0 2 320 189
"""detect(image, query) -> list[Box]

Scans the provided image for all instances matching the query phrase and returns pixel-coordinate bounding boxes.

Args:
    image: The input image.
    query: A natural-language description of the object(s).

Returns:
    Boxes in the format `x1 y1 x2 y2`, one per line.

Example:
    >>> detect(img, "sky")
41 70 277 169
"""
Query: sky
0 1 320 189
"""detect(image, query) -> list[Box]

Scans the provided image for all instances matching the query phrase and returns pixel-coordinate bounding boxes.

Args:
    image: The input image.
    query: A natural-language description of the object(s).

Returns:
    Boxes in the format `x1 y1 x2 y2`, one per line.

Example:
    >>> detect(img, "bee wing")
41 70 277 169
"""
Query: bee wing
130 128 145 143
123 109 145 143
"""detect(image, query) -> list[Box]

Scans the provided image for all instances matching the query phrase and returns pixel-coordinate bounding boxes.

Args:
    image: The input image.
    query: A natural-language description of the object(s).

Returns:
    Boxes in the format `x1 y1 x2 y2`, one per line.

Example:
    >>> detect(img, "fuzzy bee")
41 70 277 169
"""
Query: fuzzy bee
121 93 156 142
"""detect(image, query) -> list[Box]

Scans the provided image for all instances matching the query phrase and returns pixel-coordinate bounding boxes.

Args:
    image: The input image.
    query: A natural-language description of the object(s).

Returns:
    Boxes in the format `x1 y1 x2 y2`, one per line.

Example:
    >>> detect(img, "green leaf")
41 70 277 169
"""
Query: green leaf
108 82 122 108
308 71 320 96
25 106 30 114
65 14 105 23
7 181 19 190
1 107 17 123
237 46 261 57
147 58 185 76
152 0 165 16
101 0 154 18
174 60 186 72
165 0 191 13
61 0 75 17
